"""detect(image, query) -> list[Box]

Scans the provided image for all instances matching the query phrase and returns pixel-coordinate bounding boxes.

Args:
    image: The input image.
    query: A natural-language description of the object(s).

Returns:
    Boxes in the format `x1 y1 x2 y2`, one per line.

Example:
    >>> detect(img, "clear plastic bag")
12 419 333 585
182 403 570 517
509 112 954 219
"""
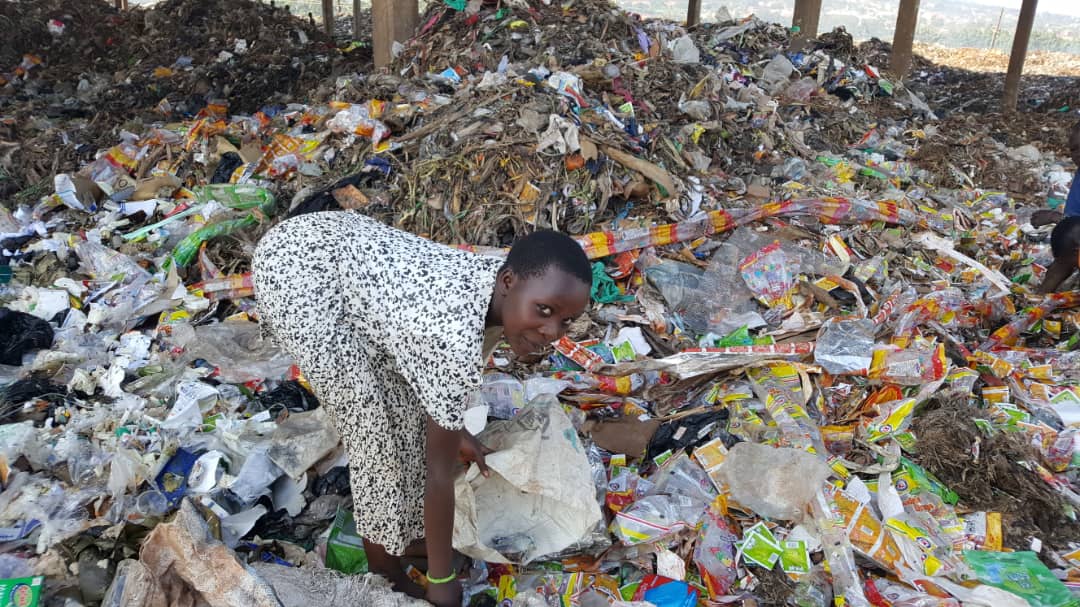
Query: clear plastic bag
693 241 764 335
815 318 876 375
613 494 704 546
783 78 819 103
644 260 707 328
611 494 706 545
739 241 797 310
811 490 873 607
645 253 760 337
868 339 948 385
891 288 966 338
172 321 294 383
326 103 390 142
792 566 833 607
693 507 738 597
2 475 94 551
74 239 151 284
0 554 33 579
647 453 718 506
747 362 825 453
718 442 831 521
227 449 284 506
478 373 527 419
108 447 149 501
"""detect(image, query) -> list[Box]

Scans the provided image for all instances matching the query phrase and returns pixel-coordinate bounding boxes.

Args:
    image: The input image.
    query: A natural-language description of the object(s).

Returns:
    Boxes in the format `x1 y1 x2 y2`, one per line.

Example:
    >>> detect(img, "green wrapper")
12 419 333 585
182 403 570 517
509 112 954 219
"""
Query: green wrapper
963 550 1079 607
0 576 43 607
325 509 369 575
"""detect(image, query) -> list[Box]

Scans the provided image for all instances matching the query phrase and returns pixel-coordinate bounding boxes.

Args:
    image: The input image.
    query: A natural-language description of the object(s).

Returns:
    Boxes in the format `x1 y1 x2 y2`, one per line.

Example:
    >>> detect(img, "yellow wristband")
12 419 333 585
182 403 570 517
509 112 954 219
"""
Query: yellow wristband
426 571 456 585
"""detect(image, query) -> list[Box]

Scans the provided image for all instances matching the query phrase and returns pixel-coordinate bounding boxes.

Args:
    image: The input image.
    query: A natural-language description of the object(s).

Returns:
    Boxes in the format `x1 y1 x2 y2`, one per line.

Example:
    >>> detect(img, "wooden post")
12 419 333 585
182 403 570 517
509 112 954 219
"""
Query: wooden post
686 0 702 27
1003 0 1039 112
322 0 335 37
373 0 418 68
791 0 822 48
989 7 1005 49
890 0 920 77
353 0 363 40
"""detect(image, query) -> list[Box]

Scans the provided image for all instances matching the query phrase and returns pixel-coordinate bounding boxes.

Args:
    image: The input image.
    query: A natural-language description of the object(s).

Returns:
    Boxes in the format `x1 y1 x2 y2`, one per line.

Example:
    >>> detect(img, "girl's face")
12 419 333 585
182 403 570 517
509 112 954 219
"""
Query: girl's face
497 267 591 357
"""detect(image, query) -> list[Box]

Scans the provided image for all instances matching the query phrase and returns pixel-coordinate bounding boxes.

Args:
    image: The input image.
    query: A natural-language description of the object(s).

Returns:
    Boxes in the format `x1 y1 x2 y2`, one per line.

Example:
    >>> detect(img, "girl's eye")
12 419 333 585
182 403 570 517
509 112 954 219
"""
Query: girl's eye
561 318 573 327
537 305 552 317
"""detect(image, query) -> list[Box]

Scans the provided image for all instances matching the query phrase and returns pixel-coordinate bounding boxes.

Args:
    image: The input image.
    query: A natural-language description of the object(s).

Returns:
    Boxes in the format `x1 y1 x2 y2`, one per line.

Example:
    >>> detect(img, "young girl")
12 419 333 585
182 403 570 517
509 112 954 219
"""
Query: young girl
1039 216 1080 293
252 211 591 606
1034 122 1080 293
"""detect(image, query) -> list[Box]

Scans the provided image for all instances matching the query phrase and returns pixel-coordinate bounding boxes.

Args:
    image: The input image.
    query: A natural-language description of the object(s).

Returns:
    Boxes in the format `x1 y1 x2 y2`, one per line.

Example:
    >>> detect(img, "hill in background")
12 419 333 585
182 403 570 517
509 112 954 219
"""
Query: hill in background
620 0 1080 54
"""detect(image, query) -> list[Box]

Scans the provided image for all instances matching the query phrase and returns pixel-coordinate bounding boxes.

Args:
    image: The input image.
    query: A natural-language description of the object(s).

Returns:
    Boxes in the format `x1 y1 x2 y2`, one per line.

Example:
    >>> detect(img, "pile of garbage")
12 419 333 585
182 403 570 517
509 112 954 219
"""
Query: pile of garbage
5 0 1080 606
0 0 368 199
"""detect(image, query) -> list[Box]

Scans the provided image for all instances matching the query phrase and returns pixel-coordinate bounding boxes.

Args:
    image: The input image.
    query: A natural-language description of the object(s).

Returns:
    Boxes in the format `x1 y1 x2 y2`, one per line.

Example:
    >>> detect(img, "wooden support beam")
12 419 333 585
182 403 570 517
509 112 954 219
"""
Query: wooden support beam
791 0 822 48
354 0 363 40
322 0 335 37
686 0 702 28
890 0 921 77
373 0 419 69
114 0 126 9
1003 0 1039 112
989 7 1006 49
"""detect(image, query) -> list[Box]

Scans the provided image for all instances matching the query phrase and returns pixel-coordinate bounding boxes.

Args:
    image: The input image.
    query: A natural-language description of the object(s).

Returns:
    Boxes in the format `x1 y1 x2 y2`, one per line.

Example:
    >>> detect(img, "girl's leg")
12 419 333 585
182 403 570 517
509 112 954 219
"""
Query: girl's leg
402 537 427 557
363 538 424 598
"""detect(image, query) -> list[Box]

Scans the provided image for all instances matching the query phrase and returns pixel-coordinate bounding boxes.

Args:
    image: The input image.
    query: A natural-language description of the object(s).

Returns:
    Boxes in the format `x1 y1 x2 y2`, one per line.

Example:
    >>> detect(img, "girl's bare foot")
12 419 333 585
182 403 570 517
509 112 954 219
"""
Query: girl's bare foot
364 538 424 598
387 572 424 598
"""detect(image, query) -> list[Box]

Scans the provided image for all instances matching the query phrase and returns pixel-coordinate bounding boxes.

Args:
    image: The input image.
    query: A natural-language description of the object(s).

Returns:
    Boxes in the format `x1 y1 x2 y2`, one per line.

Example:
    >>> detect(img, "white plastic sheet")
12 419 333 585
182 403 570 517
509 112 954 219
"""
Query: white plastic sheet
453 395 603 564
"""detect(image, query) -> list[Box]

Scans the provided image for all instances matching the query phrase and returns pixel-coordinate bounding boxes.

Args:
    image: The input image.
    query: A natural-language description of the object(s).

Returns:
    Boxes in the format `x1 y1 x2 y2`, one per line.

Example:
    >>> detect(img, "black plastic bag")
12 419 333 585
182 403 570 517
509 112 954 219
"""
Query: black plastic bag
249 381 319 417
0 309 54 366
314 466 351 496
0 377 70 426
210 152 244 184
247 507 295 542
286 174 368 218
645 409 733 463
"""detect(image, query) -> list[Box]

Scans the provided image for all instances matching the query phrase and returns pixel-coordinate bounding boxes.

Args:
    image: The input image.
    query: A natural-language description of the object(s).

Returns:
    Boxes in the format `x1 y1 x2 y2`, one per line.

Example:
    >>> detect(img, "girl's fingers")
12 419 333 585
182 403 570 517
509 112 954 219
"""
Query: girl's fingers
475 452 491 477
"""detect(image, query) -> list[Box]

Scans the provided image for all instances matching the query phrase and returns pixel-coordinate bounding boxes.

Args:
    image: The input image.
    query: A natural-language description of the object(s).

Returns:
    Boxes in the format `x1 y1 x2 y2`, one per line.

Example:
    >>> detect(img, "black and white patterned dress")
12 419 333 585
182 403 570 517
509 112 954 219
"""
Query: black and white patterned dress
252 211 503 554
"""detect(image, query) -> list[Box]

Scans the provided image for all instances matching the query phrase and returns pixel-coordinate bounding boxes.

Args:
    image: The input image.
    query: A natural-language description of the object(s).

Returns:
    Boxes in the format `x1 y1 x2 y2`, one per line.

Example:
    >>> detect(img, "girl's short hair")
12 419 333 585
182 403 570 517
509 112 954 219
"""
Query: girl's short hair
502 230 592 286
1051 216 1080 259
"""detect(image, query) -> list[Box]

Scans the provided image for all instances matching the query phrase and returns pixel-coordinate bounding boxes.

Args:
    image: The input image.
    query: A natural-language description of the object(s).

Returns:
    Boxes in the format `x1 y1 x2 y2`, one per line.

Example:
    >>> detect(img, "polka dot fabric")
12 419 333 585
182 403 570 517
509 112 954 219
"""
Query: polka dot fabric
252 211 502 554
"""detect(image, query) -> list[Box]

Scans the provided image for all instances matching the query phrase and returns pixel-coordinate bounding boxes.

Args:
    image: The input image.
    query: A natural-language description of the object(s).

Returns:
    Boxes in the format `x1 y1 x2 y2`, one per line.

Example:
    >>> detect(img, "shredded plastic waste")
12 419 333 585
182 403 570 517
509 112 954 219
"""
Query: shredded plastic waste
3 0 1080 605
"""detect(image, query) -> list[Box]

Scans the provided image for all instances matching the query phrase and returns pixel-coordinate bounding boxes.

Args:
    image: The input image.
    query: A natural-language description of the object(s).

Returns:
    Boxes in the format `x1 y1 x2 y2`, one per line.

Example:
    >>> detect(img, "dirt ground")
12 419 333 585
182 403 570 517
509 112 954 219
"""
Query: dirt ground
914 43 1080 78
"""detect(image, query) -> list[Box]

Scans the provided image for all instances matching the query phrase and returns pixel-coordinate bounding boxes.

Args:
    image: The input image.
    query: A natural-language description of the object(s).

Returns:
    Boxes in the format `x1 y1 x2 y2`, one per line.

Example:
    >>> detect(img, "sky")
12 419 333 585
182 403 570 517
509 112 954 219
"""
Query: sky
965 0 1080 18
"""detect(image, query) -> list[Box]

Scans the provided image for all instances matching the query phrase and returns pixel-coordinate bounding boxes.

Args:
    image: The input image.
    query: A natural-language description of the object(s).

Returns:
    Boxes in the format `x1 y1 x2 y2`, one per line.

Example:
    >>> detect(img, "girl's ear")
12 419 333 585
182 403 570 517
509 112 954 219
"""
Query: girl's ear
499 267 517 294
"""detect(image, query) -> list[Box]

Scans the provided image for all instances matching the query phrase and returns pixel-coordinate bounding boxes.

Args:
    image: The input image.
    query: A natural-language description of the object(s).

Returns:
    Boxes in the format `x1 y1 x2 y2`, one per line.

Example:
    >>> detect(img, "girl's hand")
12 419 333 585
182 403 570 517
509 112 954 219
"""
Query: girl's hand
425 577 462 607
458 431 492 478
